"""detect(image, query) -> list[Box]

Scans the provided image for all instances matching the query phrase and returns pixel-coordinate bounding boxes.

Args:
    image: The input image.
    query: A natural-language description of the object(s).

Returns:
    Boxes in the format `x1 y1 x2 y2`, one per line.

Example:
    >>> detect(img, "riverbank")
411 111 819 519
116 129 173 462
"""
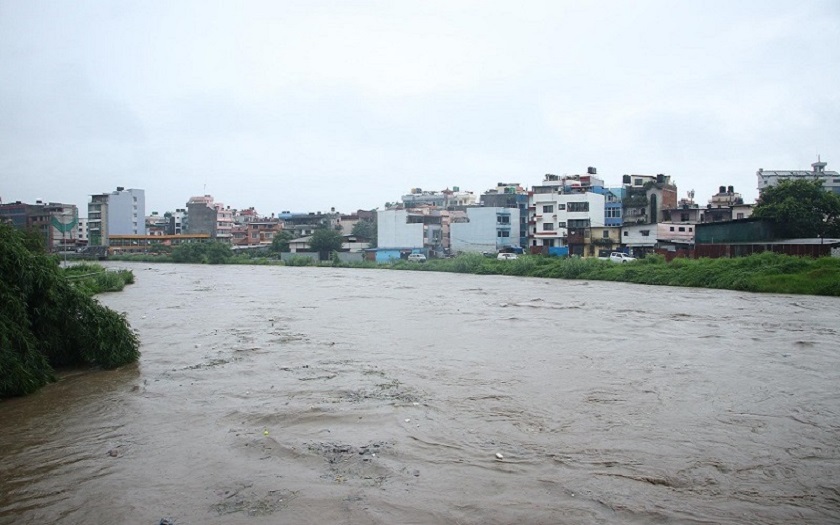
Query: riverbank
110 251 840 296
63 263 136 295
1 225 140 397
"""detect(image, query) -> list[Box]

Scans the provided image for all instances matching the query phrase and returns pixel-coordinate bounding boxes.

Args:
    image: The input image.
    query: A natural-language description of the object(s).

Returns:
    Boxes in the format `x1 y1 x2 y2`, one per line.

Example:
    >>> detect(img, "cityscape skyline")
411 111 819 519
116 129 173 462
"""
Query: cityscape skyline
2 1 838 215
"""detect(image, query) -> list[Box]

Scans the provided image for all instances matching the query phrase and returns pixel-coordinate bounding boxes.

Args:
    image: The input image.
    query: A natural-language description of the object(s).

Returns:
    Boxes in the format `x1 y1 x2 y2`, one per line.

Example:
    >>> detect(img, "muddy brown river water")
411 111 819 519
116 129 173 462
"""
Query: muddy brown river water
1 263 839 524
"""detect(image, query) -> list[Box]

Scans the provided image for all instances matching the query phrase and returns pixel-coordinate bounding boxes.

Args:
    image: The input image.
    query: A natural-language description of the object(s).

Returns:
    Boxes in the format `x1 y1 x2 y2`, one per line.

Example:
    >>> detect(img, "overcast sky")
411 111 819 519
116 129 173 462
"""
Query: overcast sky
1 0 838 216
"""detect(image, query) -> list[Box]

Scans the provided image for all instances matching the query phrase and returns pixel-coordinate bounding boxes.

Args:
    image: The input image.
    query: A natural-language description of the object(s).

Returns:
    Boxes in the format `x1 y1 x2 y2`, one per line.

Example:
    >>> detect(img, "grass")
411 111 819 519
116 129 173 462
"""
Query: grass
108 250 840 296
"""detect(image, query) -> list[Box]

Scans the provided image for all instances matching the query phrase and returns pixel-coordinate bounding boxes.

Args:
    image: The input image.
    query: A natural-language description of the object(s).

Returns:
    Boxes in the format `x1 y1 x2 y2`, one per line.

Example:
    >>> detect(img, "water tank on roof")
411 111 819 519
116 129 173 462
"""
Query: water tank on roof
656 174 664 183
587 167 597 174
719 186 726 194
728 186 734 193
622 175 631 184
453 186 460 192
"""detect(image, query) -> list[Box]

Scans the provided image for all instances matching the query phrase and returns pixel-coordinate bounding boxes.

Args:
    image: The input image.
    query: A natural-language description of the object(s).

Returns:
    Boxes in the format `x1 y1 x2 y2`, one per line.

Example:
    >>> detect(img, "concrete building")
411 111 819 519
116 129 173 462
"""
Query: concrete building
480 182 529 248
621 174 678 225
401 187 476 208
88 187 145 246
377 209 427 251
450 206 521 254
186 195 234 243
757 159 840 195
528 186 606 256
277 210 340 238
0 200 78 250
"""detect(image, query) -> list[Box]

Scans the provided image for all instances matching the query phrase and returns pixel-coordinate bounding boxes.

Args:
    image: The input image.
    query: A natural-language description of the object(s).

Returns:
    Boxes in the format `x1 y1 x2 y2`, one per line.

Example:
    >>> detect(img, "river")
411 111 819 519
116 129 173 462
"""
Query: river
1 263 839 524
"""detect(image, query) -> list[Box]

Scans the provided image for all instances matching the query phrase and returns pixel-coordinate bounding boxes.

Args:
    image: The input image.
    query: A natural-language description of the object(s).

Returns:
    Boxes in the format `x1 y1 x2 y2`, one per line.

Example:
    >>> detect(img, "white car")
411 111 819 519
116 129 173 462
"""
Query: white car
497 252 518 260
609 252 636 263
407 253 427 262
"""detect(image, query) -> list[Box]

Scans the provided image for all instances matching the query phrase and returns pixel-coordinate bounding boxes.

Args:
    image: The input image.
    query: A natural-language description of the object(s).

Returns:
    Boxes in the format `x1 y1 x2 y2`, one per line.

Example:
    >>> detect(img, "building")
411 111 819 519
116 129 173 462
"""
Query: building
0 200 79 250
401 187 476 208
480 182 529 248
88 187 145 246
377 209 428 252
757 159 840 195
450 206 521 254
186 195 234 243
277 210 339 238
528 182 606 256
621 174 678 225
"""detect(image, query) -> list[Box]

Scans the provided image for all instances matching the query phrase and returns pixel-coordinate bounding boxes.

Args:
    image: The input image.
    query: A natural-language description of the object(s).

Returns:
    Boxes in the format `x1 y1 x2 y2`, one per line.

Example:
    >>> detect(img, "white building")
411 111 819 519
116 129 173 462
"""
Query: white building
450 207 521 254
377 209 425 249
757 159 840 196
75 217 89 245
528 191 606 250
401 187 476 208
87 187 145 245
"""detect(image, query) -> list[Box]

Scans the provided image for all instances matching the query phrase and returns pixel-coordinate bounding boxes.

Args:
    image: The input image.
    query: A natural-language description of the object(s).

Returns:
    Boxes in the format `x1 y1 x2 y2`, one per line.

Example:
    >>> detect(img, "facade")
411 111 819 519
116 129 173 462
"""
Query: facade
0 200 78 250
757 159 840 195
377 209 425 250
621 174 678 225
233 221 282 247
277 211 339 238
528 188 606 254
401 187 476 208
450 206 521 254
621 223 658 256
480 182 529 248
186 195 234 242
88 187 145 245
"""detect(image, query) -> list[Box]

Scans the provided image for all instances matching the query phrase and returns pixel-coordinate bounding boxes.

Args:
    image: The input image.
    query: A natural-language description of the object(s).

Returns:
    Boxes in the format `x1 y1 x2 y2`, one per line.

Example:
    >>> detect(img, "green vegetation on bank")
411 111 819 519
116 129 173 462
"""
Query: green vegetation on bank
63 263 135 295
111 246 839 297
0 224 140 397
393 252 840 296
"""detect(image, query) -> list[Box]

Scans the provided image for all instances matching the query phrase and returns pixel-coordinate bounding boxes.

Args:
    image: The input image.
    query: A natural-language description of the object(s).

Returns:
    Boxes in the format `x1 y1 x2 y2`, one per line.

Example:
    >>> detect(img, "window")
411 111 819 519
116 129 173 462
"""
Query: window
497 215 510 224
606 208 621 218
680 213 690 221
567 202 589 212
557 221 566 228
568 219 590 229
736 213 745 219
542 223 554 231
640 230 650 236
670 226 674 231
678 227 685 232
634 178 643 186
557 203 566 210
602 230 610 238
689 227 693 232
497 230 510 237
542 205 554 213
623 231 628 236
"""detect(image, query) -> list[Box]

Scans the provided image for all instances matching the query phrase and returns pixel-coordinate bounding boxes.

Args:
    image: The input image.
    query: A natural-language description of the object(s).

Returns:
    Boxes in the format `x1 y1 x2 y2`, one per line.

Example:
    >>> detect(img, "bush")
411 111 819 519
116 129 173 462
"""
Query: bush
0 224 140 397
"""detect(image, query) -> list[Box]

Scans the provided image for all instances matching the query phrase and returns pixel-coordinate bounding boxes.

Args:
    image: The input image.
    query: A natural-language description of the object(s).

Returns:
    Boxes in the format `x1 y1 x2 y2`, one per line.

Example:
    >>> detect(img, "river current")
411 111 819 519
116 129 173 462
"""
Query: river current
1 263 839 524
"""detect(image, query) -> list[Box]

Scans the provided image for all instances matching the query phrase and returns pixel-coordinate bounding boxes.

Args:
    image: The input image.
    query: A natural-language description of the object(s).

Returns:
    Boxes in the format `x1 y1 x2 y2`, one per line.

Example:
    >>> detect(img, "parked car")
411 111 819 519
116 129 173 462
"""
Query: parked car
497 252 518 260
407 253 427 262
609 252 636 263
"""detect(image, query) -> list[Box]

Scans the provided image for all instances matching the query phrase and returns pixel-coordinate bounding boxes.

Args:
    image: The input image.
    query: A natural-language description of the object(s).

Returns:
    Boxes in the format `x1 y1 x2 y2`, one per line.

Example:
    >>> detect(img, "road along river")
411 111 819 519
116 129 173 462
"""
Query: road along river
1 263 839 524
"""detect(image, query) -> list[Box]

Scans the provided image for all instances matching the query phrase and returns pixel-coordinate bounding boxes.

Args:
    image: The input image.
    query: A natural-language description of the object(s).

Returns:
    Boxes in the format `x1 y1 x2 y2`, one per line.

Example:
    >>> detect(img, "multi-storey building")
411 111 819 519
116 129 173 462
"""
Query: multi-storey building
87 187 145 246
0 200 78 250
401 187 476 208
186 195 234 243
528 182 606 256
480 182 529 249
757 159 840 195
621 174 678 225
277 210 340 238
450 206 521 254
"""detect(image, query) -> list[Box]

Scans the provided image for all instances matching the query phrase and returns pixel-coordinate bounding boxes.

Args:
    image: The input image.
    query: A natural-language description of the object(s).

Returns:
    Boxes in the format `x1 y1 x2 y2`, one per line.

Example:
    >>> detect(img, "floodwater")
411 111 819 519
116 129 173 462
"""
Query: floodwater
1 263 839 525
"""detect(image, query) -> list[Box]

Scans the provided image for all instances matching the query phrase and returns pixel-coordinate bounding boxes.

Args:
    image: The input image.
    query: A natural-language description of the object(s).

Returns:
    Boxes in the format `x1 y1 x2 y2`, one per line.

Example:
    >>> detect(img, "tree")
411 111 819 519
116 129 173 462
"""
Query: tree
351 219 377 247
269 230 294 254
0 223 140 396
309 228 343 260
752 179 840 239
